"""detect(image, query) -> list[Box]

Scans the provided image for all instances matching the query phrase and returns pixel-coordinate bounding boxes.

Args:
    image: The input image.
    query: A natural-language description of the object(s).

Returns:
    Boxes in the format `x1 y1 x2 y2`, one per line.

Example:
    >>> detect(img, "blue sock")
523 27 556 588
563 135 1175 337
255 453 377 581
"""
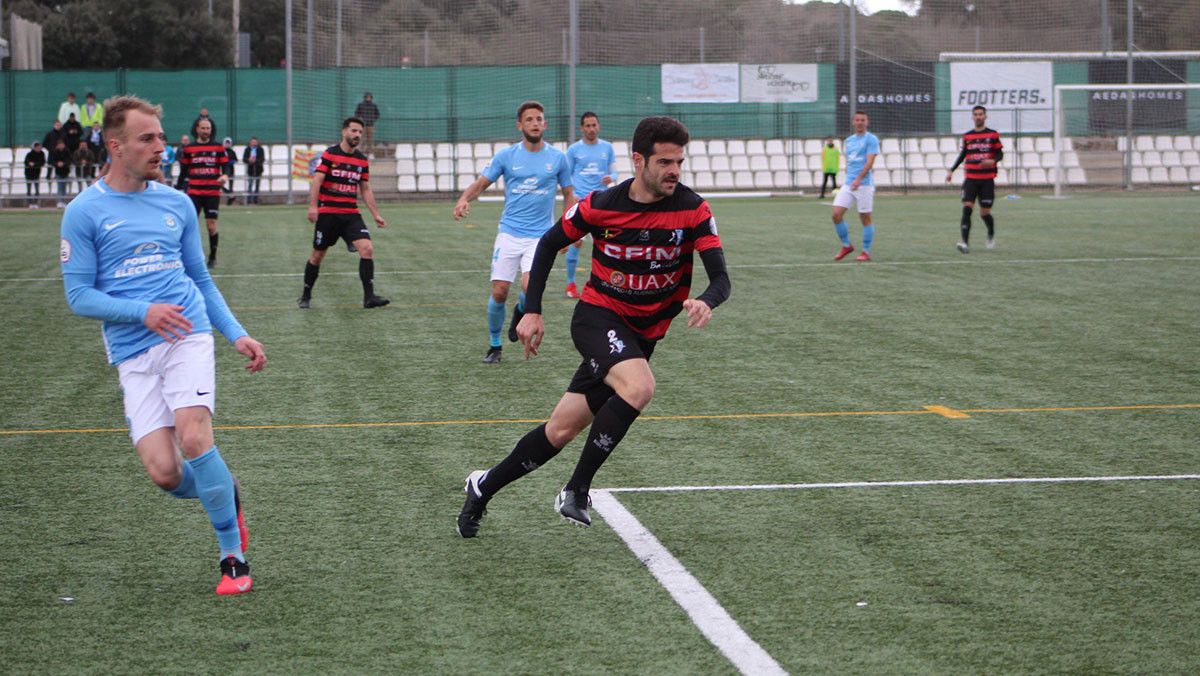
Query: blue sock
517 291 525 313
187 446 243 561
167 459 198 499
565 246 579 284
863 224 876 252
835 221 851 246
487 297 504 348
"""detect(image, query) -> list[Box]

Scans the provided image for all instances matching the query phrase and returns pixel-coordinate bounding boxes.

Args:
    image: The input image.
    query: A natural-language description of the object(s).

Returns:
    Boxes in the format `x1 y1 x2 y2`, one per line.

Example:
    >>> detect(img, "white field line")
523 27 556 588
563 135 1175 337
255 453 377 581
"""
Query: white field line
590 490 788 676
4 256 1198 284
594 473 1198 675
602 474 1200 494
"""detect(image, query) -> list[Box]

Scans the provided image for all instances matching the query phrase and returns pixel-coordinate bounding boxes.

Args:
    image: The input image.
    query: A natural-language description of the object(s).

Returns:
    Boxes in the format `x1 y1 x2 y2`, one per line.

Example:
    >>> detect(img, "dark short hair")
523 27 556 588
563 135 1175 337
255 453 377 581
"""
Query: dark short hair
580 111 598 125
972 105 987 113
631 116 689 159
364 92 372 98
517 100 544 120
343 116 365 129
86 92 95 98
853 110 868 117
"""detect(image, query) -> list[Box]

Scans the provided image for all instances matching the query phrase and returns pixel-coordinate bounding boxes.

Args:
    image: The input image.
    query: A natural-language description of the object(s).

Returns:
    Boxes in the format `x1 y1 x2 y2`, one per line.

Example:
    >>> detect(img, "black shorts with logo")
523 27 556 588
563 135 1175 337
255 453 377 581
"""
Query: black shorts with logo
960 178 995 208
566 302 657 409
190 194 220 219
313 212 370 250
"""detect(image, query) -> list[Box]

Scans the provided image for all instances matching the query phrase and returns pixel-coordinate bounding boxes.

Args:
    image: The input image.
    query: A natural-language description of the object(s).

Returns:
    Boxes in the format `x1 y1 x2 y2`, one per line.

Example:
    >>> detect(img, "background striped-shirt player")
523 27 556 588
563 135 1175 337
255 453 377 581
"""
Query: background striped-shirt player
298 117 390 309
178 119 227 267
831 111 880 262
946 105 1003 253
563 111 618 299
453 100 576 364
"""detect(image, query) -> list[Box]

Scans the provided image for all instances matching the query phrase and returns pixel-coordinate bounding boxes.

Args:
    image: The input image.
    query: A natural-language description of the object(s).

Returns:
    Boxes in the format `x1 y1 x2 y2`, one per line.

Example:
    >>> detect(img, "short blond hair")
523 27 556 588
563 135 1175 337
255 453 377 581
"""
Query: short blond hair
103 95 163 141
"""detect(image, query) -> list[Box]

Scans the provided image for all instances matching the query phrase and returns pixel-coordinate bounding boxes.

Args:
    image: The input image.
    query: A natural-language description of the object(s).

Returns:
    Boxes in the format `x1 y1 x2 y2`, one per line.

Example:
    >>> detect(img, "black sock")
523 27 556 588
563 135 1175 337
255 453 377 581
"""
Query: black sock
359 258 375 298
478 424 563 497
209 232 219 258
565 395 641 493
302 262 320 298
960 206 973 243
982 213 995 239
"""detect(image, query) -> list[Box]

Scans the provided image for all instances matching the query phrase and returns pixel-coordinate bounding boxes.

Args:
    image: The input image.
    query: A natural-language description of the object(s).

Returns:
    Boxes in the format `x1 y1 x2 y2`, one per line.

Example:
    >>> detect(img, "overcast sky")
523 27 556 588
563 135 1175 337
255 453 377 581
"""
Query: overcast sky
794 0 919 16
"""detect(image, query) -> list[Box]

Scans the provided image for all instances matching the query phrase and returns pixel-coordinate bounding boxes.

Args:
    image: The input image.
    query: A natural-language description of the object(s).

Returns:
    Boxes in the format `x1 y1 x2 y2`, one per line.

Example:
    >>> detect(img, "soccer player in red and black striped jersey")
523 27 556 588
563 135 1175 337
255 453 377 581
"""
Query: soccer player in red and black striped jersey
178 119 228 267
297 117 389 309
457 116 731 537
946 105 1003 253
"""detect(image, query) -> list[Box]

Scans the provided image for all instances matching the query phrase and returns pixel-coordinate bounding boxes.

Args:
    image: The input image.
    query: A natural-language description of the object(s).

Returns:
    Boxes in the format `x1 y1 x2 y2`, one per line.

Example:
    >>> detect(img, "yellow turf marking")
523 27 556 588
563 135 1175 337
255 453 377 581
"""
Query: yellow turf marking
2 403 1197 436
924 405 971 419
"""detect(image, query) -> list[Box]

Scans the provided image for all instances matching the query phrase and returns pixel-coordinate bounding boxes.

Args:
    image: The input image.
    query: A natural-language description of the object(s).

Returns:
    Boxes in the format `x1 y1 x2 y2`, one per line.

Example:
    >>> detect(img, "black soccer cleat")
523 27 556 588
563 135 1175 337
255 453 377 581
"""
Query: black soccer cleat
207 256 217 269
363 295 390 309
507 304 524 342
297 297 311 309
554 486 592 527
482 346 502 364
457 470 490 538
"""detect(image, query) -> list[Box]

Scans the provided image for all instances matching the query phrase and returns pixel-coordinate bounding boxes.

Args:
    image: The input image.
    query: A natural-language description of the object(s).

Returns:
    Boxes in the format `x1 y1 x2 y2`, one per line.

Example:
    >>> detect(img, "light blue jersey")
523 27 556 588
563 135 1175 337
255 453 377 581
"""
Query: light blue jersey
60 178 247 365
844 132 881 186
482 143 572 238
565 138 617 197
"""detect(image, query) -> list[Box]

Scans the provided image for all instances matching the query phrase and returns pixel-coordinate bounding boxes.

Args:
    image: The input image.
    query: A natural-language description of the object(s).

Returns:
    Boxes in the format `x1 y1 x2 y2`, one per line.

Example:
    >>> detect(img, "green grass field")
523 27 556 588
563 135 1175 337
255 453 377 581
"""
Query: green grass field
1 191 1197 673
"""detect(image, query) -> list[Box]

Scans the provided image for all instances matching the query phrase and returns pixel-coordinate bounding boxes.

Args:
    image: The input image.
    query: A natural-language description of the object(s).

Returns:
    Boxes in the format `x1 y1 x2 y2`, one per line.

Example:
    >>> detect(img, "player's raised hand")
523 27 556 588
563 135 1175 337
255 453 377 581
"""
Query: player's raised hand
144 303 192 343
517 312 545 360
682 298 713 328
234 336 267 373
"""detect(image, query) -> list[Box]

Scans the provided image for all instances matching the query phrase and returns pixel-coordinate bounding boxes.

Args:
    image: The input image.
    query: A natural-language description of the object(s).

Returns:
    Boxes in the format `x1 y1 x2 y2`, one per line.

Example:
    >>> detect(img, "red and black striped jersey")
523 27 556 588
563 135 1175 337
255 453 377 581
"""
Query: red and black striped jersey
315 144 369 215
960 127 1003 180
179 142 228 197
563 180 723 340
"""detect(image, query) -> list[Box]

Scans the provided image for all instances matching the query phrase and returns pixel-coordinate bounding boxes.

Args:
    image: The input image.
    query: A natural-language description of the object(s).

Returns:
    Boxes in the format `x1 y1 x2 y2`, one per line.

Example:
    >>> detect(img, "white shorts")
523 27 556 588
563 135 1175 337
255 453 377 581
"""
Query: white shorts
117 332 216 444
832 184 875 214
490 231 540 282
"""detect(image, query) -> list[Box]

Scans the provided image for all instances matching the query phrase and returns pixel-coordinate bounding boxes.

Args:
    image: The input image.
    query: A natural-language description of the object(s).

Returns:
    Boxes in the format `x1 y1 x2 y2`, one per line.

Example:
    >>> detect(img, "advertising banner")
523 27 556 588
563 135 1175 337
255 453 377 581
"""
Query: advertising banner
950 61 1053 133
661 63 740 103
740 64 819 103
836 61 936 135
1087 60 1188 133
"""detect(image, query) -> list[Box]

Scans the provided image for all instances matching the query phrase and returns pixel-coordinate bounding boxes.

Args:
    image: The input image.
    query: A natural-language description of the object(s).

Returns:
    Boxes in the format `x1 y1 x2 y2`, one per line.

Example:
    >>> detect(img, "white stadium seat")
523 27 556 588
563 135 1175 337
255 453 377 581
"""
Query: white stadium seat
791 155 809 171
1149 167 1169 183
1131 167 1150 183
713 171 735 189
749 155 769 171
792 171 814 188
768 155 789 172
1135 136 1154 151
772 170 790 188
1017 137 1035 152
799 139 820 155
1141 151 1161 166
939 137 959 153
472 143 491 158
613 141 629 157
924 153 942 170
397 176 417 192
1020 151 1041 168
752 171 773 189
414 143 435 159
1161 151 1181 166
473 158 489 174
874 169 892 187
456 158 474 174
1190 166 1200 182
435 158 453 175
416 158 435 175
457 174 475 190
727 140 746 156
765 139 785 155
900 138 919 154
1173 136 1193 151
1153 135 1173 151
1062 152 1081 168
880 138 901 155
453 143 472 158
919 137 939 153
1181 151 1200 167
614 156 632 174
710 156 730 172
492 141 509 155
906 154 925 169
435 143 453 158
746 139 765 155
708 140 727 155
437 175 454 191
690 156 711 172
909 169 932 186
1168 167 1188 183
1028 168 1048 184
1067 168 1087 185
693 172 714 189
1130 151 1145 168
688 140 706 156
1034 137 1054 153
0 147 12 164
730 156 750 172
394 143 414 160
873 154 887 170
417 175 436 192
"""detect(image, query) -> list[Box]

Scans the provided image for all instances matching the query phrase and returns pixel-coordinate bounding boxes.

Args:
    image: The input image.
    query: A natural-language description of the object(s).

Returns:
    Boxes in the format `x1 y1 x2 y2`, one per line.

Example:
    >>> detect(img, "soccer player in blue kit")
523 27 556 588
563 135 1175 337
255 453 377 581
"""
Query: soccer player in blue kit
59 96 266 596
563 111 617 298
453 100 576 363
831 111 880 262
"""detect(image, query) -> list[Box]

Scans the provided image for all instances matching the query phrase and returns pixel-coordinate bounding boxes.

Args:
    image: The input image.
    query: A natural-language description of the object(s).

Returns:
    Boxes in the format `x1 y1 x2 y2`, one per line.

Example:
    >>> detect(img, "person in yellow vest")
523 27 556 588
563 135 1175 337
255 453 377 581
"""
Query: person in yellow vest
819 137 839 199
79 92 104 128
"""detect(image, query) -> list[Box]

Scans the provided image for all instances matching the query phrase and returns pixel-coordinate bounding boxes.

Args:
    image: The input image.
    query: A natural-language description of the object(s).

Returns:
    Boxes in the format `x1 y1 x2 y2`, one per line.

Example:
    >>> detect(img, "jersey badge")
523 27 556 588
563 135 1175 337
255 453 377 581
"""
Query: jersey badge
162 214 178 230
60 238 72 263
609 271 626 287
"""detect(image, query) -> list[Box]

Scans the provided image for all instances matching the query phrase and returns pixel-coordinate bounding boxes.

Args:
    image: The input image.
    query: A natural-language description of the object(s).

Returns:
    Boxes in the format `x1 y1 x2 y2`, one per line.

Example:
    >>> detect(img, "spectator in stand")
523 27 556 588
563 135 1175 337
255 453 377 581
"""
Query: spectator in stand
24 141 46 207
174 134 191 190
58 92 81 125
80 92 105 129
73 142 97 191
63 113 84 152
191 107 217 140
161 138 178 183
222 137 238 205
44 120 65 190
242 137 265 205
49 138 73 207
87 122 105 161
353 92 380 158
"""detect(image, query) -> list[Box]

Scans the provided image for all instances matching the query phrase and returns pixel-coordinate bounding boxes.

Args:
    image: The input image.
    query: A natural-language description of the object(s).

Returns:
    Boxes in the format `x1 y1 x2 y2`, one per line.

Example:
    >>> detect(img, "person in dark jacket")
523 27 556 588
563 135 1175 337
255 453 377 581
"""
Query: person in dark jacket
242 137 265 205
43 120 64 187
49 139 73 207
24 142 46 206
353 92 380 157
222 137 239 204
62 113 84 152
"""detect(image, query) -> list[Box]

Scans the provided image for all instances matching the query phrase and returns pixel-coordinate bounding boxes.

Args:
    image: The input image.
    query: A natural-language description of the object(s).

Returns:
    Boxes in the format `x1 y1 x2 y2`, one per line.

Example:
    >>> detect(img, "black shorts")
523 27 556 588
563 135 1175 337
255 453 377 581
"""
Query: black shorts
960 179 995 208
313 213 370 250
190 194 220 219
566 302 657 407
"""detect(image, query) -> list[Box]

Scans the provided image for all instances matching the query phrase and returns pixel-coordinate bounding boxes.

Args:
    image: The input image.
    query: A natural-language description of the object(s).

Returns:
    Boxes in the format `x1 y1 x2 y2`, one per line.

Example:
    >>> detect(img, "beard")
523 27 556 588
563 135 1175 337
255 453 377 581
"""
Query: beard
346 135 360 148
522 130 542 144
